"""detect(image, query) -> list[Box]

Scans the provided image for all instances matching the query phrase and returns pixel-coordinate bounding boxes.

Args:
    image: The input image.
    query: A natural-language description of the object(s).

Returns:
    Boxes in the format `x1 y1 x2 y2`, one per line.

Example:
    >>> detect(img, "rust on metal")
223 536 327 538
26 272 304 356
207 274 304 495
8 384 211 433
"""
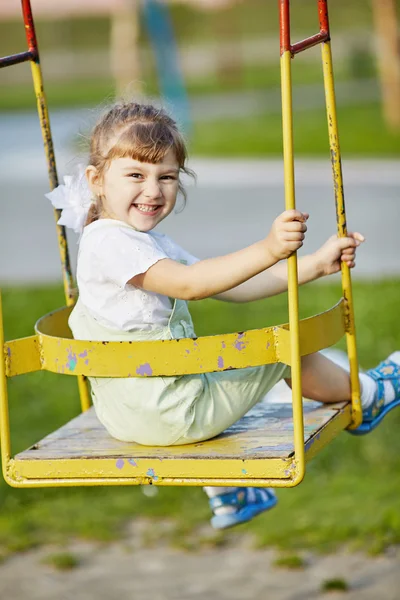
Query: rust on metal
279 0 291 55
318 0 330 36
281 0 331 57
0 51 33 68
22 0 39 61
291 31 329 55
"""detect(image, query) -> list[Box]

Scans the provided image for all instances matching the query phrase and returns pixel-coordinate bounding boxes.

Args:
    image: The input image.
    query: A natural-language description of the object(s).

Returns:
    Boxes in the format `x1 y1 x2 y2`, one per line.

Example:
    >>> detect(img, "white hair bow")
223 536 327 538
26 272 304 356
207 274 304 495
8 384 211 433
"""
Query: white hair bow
45 165 93 235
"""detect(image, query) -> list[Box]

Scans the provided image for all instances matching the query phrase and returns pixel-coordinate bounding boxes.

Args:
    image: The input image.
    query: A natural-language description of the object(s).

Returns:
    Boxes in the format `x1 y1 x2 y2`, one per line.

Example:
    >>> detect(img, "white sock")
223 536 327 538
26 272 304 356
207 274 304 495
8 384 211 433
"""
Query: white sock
321 348 398 410
359 372 377 409
360 351 400 409
203 486 238 515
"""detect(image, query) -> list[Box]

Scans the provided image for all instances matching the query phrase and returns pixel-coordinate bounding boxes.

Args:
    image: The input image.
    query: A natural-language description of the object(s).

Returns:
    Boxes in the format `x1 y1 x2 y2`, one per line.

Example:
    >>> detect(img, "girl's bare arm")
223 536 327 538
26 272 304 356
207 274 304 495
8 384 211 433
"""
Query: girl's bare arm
130 210 308 300
130 241 278 300
214 232 364 303
213 254 321 303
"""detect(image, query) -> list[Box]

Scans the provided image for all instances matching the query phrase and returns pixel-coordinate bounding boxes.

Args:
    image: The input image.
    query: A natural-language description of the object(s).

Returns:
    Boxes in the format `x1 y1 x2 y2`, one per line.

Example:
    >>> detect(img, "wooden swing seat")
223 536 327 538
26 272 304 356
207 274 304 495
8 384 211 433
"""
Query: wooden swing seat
1 299 355 488
12 399 351 486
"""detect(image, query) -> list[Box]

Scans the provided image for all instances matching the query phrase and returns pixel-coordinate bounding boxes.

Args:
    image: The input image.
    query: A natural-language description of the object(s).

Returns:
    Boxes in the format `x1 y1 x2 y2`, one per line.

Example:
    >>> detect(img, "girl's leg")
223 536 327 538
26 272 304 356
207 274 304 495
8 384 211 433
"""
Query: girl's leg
285 351 400 425
286 352 352 403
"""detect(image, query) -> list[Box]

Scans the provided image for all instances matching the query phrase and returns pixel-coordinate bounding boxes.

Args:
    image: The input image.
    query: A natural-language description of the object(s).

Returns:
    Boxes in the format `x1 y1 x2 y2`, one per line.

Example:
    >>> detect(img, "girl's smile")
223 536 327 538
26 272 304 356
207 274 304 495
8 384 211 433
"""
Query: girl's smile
86 148 180 232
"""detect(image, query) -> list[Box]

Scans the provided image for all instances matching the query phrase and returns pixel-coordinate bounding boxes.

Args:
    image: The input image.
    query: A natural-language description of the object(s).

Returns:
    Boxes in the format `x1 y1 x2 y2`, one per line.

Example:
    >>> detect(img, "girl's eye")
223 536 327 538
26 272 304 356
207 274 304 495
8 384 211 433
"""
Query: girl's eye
160 175 176 181
130 173 143 179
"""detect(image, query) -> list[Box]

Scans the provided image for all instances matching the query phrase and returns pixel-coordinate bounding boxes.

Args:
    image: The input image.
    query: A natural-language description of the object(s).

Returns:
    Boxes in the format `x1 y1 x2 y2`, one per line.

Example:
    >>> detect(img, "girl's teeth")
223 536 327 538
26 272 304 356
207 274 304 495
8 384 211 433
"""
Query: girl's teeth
136 205 158 213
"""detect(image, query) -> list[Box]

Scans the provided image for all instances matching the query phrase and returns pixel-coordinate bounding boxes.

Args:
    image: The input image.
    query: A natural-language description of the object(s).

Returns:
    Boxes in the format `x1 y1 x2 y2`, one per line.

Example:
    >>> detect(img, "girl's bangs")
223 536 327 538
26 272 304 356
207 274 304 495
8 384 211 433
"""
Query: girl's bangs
106 122 185 166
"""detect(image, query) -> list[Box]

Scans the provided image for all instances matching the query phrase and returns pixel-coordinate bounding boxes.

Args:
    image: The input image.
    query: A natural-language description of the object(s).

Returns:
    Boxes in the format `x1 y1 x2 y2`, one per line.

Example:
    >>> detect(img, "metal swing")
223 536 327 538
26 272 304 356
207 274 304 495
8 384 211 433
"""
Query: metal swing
0 0 362 490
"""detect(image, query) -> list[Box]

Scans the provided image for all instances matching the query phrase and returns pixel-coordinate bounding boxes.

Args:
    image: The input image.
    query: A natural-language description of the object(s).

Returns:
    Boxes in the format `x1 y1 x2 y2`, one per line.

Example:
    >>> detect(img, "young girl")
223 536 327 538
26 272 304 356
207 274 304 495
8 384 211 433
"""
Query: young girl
47 102 400 531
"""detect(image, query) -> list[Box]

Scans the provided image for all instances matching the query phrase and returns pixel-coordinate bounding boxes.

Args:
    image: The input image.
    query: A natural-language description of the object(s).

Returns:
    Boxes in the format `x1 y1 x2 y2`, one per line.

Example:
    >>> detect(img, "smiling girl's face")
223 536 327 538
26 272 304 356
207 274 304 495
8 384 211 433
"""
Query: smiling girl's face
86 148 180 232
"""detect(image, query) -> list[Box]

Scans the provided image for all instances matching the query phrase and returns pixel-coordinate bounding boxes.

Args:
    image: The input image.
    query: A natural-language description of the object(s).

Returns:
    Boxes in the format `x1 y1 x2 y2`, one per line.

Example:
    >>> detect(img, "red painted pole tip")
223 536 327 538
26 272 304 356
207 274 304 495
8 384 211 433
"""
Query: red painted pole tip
318 0 330 35
279 0 291 55
21 0 38 56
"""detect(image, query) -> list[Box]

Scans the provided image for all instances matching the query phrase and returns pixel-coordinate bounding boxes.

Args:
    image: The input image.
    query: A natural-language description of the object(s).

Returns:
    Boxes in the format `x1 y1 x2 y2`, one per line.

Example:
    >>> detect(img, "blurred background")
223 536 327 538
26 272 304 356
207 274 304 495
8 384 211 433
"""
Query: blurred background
0 1 399 598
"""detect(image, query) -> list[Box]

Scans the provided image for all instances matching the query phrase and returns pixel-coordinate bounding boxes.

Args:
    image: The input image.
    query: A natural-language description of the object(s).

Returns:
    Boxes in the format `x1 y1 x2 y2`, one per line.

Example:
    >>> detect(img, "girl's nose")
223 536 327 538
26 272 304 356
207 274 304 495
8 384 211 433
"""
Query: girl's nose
143 179 162 199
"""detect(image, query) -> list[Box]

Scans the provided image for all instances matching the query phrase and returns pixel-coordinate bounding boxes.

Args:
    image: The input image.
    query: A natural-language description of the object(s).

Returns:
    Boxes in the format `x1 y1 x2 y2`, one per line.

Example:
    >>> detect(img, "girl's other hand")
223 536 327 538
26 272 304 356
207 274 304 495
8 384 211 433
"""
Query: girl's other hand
266 210 309 261
315 232 365 276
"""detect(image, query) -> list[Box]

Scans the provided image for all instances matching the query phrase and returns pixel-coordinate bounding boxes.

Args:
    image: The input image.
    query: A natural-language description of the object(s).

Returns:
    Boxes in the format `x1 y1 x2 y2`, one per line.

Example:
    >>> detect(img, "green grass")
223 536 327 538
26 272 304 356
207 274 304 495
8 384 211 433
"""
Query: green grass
191 103 400 157
0 58 353 112
0 280 400 556
273 554 306 569
321 578 350 593
0 80 118 113
42 551 81 571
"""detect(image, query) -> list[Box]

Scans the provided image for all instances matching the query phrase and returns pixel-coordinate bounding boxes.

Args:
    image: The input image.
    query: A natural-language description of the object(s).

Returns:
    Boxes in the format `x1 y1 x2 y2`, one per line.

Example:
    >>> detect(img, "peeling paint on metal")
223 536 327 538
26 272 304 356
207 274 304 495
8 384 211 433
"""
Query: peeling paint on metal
146 468 159 481
67 348 77 372
234 332 247 352
136 363 153 376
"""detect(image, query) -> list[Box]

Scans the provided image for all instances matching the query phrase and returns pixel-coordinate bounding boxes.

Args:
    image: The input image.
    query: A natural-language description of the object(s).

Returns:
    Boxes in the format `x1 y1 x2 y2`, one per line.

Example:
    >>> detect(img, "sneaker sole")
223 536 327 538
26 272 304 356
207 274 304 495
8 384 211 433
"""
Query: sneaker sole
211 496 277 530
348 398 400 436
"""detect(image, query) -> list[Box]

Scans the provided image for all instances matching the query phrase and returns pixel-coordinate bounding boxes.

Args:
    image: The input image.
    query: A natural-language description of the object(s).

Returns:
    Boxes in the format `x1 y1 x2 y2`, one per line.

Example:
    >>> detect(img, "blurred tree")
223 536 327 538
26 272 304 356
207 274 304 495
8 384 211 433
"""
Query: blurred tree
371 0 400 130
110 0 142 97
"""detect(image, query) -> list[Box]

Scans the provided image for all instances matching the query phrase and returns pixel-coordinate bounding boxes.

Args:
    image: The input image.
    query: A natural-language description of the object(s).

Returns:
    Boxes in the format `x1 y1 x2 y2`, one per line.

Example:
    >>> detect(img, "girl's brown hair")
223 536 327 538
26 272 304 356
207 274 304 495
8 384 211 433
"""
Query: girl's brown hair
85 102 194 225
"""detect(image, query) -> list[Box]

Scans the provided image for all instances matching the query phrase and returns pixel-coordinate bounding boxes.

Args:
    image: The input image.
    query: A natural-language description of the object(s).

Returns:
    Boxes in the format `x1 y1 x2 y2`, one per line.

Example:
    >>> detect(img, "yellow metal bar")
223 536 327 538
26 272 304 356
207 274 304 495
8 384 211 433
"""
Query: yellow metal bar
28 303 345 379
5 474 301 489
5 302 346 378
77 376 91 411
280 49 305 485
0 292 12 475
12 456 292 482
29 61 74 305
37 324 278 377
321 41 362 429
276 299 346 365
29 59 90 412
304 401 352 462
4 335 41 377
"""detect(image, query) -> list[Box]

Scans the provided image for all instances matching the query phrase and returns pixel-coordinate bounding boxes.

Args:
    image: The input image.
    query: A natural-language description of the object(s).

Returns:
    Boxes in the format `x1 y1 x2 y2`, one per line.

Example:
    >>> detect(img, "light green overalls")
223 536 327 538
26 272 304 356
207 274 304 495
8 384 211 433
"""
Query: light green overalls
69 289 290 446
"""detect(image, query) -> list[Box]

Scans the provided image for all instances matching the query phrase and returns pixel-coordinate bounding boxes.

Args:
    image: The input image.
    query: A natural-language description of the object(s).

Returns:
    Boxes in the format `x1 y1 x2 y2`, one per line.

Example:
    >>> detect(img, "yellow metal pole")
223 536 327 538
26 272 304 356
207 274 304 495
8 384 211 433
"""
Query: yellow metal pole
0 292 12 476
321 41 362 429
280 49 305 485
29 63 91 413
29 62 74 305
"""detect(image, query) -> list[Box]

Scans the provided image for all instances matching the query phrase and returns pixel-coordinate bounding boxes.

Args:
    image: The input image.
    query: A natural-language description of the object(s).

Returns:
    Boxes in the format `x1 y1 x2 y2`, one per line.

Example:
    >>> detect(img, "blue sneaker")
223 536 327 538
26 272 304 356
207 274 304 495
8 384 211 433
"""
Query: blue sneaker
350 356 400 436
209 487 277 530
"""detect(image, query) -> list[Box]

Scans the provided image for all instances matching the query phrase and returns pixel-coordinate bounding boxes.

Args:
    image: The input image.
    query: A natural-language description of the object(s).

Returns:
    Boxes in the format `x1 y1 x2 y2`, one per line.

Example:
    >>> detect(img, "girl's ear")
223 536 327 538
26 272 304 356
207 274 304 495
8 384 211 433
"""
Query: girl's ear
86 165 102 197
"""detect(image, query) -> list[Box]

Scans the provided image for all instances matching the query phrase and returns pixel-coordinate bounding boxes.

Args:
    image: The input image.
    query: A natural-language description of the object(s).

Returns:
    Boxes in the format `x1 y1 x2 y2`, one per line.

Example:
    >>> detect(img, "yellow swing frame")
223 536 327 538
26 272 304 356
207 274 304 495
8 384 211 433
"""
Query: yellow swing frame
0 0 361 489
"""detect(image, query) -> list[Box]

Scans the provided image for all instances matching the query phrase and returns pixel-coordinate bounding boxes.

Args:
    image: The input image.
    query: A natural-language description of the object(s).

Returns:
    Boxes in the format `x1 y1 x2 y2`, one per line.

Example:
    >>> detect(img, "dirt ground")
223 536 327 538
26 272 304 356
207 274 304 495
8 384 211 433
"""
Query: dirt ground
0 522 398 600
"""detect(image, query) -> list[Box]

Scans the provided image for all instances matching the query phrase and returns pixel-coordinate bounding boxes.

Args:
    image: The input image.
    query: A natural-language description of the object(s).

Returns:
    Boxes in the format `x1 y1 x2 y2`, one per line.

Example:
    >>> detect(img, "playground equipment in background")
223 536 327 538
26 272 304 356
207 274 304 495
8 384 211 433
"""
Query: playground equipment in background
0 0 361 489
142 0 191 133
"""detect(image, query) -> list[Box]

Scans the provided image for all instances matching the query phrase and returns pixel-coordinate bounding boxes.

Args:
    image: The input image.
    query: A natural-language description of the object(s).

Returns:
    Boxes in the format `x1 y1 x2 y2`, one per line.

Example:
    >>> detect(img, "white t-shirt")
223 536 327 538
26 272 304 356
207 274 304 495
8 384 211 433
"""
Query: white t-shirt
76 219 199 332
